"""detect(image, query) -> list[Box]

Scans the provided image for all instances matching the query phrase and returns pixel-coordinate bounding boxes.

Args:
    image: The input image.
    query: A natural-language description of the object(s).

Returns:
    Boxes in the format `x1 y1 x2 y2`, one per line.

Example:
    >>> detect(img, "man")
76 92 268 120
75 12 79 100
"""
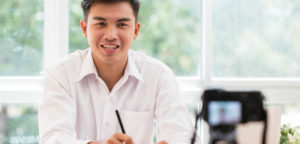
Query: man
39 0 199 143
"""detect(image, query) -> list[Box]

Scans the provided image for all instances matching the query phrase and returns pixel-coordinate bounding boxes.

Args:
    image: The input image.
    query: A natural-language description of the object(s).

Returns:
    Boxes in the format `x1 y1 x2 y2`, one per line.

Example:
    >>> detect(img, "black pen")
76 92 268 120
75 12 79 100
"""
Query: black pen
115 109 126 134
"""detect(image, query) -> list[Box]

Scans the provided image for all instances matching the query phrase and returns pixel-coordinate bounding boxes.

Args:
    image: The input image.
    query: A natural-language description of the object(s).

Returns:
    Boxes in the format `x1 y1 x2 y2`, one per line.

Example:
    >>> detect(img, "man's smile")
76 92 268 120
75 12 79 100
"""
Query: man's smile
101 44 120 49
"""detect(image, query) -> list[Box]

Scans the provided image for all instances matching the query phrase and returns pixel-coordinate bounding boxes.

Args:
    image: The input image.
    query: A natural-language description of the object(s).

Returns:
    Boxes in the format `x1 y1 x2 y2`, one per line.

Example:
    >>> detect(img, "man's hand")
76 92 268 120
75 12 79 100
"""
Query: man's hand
88 134 166 144
87 133 134 144
157 140 168 144
106 133 134 144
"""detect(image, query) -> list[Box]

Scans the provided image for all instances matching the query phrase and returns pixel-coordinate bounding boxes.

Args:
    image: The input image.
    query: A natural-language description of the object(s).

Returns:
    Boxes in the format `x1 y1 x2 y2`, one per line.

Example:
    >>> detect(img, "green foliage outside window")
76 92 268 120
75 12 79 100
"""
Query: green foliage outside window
213 0 300 77
280 124 300 144
0 105 38 144
0 0 43 76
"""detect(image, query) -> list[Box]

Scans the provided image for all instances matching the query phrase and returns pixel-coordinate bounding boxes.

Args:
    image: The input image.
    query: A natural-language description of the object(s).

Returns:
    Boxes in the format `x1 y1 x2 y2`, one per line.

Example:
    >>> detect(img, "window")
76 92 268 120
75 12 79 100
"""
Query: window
205 0 300 137
0 0 44 76
280 103 300 126
69 0 88 54
0 0 43 143
0 105 38 144
212 0 300 77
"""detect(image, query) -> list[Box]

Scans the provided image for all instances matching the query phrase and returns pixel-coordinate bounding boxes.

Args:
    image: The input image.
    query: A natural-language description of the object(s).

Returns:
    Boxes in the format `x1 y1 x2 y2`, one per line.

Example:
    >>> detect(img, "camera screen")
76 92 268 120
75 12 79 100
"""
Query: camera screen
208 101 242 126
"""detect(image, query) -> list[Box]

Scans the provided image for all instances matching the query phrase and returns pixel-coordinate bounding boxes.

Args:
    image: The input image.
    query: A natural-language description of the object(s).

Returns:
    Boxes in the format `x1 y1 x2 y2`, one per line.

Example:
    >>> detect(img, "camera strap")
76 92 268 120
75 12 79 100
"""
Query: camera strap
262 109 268 144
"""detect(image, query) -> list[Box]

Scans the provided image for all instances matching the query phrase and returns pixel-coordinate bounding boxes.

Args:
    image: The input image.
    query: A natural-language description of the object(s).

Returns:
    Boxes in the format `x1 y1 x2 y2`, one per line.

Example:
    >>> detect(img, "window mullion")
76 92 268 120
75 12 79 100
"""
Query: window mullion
43 0 69 69
202 0 213 89
201 0 213 143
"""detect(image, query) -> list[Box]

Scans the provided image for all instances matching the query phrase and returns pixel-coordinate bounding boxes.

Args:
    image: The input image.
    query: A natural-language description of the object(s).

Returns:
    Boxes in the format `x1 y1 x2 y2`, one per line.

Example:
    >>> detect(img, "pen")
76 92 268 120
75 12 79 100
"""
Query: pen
115 109 126 134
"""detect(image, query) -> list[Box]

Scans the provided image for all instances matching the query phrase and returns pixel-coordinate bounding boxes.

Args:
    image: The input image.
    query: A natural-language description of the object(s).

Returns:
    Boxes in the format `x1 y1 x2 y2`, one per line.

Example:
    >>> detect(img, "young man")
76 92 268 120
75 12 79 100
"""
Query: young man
39 0 199 144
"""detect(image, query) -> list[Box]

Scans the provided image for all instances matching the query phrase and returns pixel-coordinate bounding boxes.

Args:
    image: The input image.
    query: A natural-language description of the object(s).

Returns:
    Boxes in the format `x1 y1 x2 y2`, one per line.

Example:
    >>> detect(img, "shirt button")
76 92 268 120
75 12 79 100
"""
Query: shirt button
105 122 109 126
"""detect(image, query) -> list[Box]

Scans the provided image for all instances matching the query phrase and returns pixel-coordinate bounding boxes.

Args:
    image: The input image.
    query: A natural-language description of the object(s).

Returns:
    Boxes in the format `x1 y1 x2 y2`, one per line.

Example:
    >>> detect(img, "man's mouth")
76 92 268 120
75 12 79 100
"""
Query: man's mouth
101 44 120 49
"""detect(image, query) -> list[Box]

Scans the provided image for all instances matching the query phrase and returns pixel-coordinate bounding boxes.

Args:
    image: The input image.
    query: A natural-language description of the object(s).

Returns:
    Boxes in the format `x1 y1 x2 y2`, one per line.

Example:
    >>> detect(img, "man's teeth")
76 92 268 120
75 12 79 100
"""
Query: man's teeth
102 45 118 49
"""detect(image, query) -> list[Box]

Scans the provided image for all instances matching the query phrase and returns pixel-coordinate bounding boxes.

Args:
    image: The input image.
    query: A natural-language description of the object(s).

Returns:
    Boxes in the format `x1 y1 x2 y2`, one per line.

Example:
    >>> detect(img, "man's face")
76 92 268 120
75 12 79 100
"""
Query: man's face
81 2 140 65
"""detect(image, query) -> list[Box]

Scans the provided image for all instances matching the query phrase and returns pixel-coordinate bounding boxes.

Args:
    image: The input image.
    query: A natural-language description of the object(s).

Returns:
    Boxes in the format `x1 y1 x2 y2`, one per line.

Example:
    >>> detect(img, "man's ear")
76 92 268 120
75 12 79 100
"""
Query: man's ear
134 22 140 40
80 20 88 38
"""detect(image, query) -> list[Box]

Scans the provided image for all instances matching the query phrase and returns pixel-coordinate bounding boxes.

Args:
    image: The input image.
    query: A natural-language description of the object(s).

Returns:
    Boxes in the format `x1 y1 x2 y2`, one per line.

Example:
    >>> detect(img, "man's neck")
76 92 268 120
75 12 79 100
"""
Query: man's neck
93 57 128 92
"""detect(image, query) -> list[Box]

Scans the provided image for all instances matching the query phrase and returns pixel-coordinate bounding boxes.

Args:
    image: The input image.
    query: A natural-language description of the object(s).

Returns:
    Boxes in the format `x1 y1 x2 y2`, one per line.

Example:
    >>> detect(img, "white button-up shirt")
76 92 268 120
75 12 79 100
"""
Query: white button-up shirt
39 48 198 144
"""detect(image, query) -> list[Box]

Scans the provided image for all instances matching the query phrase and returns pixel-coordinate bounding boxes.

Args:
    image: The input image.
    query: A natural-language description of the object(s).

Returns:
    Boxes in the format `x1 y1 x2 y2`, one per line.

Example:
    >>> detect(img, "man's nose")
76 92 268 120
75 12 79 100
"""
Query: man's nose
104 26 117 41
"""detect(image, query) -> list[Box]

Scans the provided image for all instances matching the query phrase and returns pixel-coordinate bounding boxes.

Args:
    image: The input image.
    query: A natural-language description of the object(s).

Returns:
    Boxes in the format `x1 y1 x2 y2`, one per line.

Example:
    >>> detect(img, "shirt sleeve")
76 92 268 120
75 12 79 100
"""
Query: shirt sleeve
38 71 92 144
154 69 201 144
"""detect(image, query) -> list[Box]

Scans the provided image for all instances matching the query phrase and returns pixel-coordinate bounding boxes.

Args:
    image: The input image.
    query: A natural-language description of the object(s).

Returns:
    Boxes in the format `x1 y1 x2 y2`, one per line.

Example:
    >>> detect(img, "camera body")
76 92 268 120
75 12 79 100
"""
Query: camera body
202 89 265 126
201 89 266 144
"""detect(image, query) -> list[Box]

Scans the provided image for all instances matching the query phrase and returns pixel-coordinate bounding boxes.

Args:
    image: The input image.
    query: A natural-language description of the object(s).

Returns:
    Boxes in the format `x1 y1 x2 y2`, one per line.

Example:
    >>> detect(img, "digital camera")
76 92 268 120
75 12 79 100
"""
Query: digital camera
201 89 266 144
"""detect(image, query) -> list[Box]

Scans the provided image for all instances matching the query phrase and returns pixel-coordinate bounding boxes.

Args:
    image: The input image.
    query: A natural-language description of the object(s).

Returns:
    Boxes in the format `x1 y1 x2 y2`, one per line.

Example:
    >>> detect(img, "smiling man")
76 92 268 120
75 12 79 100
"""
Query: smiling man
38 0 198 144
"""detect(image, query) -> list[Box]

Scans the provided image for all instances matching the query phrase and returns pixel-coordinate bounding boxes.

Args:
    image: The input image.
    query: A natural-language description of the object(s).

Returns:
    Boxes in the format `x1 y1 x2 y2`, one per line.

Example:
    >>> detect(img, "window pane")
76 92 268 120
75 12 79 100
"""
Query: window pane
0 0 44 76
0 104 38 144
69 0 89 54
69 0 201 76
279 103 300 127
213 0 300 77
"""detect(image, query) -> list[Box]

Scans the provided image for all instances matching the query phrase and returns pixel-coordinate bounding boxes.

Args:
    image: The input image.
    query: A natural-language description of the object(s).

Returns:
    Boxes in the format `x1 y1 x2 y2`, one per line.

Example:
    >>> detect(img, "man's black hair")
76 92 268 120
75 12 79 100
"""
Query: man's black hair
81 0 140 22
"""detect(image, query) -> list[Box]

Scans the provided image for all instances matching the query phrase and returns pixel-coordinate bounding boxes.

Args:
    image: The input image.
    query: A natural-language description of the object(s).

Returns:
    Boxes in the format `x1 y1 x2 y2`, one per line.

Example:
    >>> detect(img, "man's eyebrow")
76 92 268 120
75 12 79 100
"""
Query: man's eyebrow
117 18 131 22
93 16 106 21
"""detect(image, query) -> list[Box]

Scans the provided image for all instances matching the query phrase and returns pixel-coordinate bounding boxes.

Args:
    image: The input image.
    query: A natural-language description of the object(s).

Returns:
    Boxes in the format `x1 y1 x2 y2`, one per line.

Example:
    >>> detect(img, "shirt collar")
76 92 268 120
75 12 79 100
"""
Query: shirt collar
77 48 98 81
77 49 144 82
123 51 144 82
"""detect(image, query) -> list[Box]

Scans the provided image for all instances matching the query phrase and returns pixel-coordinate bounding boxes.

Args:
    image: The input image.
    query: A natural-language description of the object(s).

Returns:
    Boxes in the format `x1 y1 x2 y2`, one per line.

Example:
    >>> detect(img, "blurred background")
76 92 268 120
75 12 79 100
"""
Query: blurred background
0 0 299 143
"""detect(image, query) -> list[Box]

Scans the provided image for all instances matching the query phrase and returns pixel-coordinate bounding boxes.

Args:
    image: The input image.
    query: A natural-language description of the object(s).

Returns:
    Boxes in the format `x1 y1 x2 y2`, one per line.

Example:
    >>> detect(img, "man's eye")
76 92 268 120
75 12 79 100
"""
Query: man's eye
96 22 105 26
119 23 128 27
